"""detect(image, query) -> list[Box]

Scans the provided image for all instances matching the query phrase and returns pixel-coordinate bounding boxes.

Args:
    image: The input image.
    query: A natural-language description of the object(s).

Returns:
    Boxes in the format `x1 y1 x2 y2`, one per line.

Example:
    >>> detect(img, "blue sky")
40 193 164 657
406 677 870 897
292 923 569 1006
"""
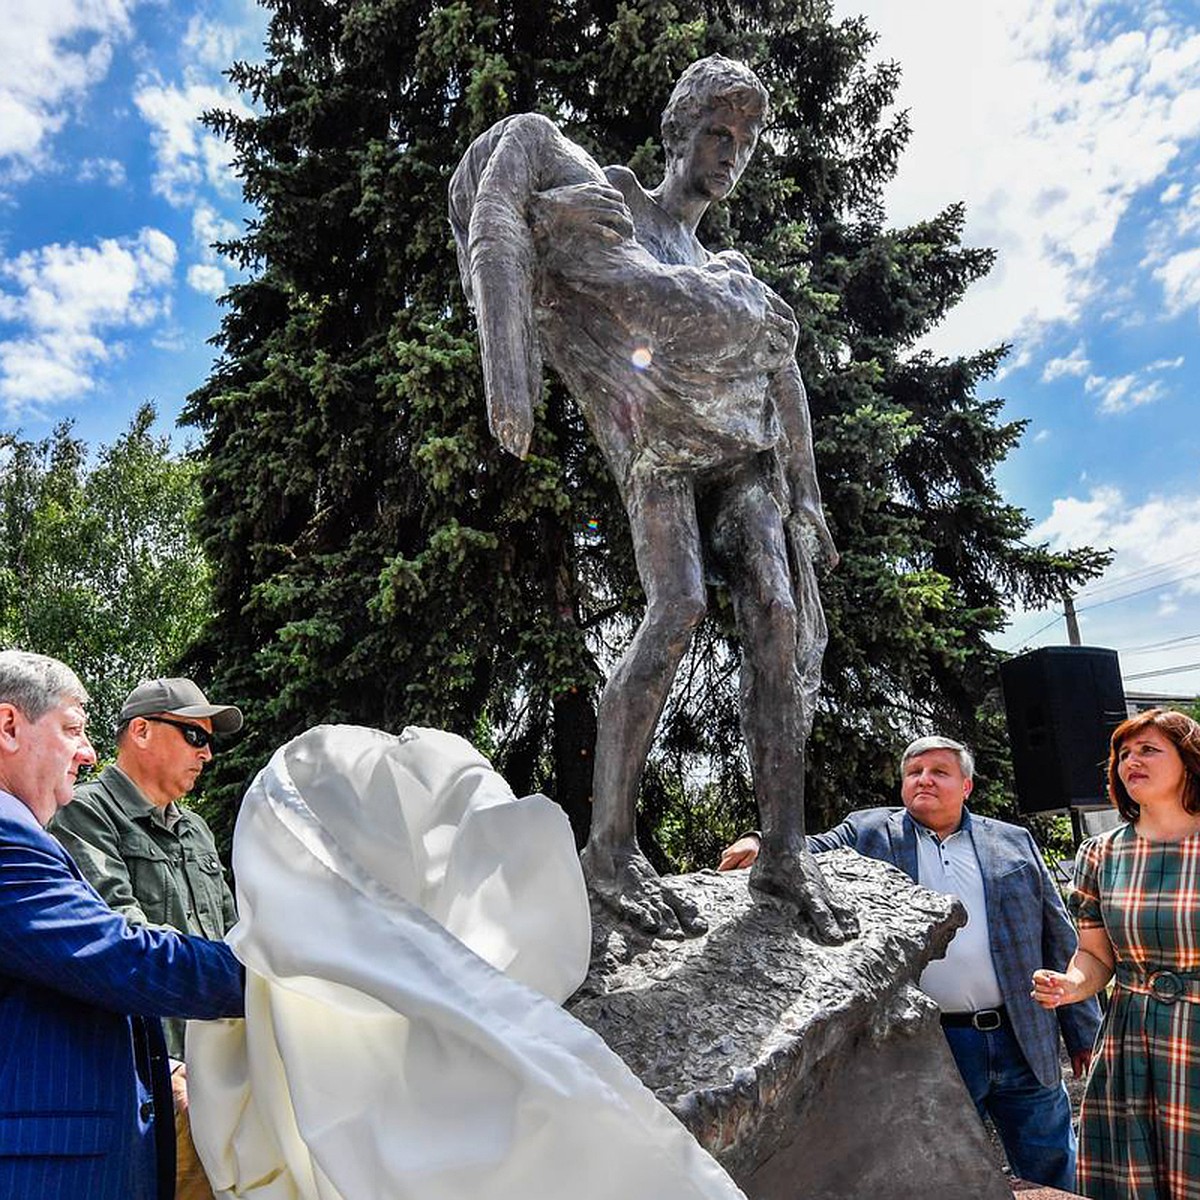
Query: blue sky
3 0 1200 698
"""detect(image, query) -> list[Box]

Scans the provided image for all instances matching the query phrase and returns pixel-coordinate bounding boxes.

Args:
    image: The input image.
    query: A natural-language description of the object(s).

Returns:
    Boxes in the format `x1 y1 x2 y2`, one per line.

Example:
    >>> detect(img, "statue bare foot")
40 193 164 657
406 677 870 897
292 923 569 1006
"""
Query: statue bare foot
750 843 858 945
580 842 707 939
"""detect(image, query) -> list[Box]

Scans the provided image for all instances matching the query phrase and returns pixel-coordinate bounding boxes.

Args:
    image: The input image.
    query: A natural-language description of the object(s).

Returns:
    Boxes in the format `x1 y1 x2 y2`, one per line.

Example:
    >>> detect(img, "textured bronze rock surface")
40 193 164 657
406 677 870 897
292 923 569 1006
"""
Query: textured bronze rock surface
567 851 1013 1199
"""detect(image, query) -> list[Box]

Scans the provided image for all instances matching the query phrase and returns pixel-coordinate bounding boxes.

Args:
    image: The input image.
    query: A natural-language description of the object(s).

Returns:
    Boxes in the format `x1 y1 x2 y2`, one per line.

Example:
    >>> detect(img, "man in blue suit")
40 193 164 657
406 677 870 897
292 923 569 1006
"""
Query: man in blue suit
719 735 1101 1190
0 650 245 1200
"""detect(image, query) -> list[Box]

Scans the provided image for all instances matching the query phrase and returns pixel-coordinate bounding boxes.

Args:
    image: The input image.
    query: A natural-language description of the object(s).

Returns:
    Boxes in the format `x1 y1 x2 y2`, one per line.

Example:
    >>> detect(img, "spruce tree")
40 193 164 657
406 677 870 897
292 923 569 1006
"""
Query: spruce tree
186 0 1105 857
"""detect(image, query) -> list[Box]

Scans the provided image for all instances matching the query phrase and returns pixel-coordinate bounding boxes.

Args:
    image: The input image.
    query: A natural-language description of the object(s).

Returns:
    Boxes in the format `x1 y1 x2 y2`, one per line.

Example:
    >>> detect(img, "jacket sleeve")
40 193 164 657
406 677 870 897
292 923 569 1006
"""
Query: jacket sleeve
806 814 862 854
1031 831 1102 1054
0 823 244 1021
50 795 159 928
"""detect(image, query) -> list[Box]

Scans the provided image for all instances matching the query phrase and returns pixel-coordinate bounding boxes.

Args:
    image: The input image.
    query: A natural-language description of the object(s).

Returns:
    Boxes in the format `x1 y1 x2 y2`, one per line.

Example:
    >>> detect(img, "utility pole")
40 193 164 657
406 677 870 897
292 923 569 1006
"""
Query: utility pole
1063 592 1081 646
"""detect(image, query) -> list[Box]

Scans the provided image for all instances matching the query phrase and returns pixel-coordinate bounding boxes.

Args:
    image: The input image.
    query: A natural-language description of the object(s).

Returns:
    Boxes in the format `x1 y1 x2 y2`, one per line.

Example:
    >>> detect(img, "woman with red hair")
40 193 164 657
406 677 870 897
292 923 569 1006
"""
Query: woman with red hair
1033 707 1200 1199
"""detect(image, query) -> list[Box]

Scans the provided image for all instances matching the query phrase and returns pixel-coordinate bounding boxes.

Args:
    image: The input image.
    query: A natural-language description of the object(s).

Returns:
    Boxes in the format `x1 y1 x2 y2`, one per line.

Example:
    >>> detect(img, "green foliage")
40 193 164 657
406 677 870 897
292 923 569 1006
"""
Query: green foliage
0 406 210 759
187 0 1107 858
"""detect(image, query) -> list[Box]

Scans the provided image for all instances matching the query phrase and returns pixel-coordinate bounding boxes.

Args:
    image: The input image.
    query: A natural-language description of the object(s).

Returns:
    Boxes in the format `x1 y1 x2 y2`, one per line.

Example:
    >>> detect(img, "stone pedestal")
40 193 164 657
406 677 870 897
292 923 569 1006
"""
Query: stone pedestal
565 851 1012 1200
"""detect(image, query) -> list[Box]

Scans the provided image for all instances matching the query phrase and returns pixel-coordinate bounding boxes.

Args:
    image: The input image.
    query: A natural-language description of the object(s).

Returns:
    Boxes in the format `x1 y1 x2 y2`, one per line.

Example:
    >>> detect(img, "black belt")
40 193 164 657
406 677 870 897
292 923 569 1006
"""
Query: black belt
940 1006 1008 1031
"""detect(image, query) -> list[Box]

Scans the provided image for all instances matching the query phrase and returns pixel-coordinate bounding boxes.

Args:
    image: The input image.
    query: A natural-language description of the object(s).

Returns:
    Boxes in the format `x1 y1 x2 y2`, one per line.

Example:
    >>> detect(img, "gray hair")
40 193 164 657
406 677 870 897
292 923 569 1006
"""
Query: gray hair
661 54 769 155
902 735 975 780
0 650 88 721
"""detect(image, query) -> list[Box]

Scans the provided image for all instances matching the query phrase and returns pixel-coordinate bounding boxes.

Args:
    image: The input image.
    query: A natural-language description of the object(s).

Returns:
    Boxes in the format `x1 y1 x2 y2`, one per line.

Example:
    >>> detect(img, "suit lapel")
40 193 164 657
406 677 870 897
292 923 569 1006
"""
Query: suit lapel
964 811 999 925
890 810 919 882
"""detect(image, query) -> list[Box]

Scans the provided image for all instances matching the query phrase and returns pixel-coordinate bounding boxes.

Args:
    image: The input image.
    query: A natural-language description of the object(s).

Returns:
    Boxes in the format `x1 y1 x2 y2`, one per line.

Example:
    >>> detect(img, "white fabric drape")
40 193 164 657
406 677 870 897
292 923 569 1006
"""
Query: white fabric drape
187 724 746 1200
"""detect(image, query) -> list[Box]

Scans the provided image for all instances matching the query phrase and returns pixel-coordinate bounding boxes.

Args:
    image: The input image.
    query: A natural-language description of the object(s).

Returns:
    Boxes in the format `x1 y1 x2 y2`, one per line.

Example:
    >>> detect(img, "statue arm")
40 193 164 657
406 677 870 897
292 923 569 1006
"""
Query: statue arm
771 353 838 569
464 151 542 459
451 117 634 459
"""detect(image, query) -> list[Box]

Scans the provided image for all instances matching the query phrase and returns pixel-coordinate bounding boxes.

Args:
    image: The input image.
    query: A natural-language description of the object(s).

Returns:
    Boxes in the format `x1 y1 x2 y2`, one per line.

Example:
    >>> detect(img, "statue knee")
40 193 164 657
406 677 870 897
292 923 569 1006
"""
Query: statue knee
748 593 798 645
649 591 707 638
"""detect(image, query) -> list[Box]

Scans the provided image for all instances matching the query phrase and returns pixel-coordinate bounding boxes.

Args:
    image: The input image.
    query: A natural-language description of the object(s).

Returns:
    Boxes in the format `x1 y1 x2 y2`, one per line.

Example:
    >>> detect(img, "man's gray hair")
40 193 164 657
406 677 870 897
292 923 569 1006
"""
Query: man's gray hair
902 735 975 780
661 54 769 155
0 650 88 721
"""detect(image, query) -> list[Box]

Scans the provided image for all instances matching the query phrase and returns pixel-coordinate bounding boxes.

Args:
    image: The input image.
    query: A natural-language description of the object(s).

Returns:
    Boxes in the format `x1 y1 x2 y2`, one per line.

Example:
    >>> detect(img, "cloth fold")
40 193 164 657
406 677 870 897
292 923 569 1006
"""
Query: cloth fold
188 724 744 1199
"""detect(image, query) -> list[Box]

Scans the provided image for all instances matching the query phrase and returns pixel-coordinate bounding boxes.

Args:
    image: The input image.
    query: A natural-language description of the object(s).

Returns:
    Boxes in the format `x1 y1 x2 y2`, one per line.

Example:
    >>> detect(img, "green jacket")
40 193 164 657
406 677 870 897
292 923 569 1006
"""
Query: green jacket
50 764 238 1057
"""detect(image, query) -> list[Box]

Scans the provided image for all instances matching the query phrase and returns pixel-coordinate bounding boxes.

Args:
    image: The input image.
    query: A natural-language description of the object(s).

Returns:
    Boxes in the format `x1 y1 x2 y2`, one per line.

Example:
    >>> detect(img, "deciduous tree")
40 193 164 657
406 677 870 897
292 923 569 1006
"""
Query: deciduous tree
0 405 210 758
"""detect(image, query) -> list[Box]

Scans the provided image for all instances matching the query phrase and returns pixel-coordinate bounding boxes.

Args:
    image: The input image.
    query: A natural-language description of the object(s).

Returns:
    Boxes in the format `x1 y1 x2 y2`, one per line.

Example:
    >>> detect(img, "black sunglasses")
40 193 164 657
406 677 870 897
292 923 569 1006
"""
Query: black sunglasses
142 716 216 750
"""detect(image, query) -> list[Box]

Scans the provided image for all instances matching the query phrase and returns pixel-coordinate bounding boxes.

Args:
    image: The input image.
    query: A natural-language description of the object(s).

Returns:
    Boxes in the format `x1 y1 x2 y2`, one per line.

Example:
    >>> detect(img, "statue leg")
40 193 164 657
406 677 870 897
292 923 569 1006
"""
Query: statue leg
708 466 858 944
581 469 708 938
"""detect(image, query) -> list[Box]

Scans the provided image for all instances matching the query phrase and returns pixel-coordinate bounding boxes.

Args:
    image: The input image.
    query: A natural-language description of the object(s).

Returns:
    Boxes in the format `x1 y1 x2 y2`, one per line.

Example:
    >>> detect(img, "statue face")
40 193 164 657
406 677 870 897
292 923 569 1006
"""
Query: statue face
675 105 761 202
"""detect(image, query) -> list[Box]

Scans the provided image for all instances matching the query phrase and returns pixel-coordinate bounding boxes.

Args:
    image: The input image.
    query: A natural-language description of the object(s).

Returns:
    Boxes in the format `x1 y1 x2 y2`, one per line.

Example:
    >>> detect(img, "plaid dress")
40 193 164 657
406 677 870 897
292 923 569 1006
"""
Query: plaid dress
1070 824 1200 1199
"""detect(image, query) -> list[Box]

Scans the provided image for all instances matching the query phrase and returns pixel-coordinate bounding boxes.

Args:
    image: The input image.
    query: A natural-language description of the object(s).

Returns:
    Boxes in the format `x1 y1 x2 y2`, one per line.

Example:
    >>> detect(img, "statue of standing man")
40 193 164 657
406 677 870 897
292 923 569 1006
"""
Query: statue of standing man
450 55 856 943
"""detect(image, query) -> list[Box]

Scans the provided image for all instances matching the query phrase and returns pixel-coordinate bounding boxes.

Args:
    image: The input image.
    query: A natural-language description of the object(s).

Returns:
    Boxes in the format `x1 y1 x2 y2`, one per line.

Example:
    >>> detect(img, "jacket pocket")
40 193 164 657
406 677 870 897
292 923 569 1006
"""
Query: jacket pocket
0 1111 115 1157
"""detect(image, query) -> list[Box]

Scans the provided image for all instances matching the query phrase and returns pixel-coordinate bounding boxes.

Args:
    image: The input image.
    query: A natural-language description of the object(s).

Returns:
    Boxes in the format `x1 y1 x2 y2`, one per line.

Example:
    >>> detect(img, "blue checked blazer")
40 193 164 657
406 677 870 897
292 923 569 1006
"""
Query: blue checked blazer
808 806 1101 1088
0 791 245 1200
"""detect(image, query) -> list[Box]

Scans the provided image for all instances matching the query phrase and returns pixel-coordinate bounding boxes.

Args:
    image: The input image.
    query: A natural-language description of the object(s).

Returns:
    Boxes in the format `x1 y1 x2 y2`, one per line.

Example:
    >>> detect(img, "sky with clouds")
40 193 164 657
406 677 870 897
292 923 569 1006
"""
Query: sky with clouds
2 0 1200 698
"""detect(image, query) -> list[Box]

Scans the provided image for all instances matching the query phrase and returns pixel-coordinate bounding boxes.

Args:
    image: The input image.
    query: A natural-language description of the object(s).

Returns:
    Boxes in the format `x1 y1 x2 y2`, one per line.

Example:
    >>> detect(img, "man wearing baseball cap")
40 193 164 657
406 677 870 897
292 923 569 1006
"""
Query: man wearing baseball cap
51 678 244 1076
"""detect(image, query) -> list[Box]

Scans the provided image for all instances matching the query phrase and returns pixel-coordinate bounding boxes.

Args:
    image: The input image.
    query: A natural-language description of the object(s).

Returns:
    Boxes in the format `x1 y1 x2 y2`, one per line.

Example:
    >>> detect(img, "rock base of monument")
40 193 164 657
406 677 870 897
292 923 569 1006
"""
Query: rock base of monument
566 851 1012 1200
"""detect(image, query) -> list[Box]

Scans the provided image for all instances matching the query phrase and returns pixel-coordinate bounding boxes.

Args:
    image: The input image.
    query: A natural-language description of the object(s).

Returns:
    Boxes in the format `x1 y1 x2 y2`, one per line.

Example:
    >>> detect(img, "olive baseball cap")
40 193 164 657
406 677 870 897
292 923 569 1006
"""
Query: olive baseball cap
119 678 243 734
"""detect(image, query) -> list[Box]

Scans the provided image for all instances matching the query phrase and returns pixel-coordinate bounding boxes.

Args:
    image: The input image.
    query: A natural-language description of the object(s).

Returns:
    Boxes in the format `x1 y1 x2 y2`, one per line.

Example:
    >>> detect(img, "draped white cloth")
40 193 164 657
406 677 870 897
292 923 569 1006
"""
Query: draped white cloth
187 724 746 1200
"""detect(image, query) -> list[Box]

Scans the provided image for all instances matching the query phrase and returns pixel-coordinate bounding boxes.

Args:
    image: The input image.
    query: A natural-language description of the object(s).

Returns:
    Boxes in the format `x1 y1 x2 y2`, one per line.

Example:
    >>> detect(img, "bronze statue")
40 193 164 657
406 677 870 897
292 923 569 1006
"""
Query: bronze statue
450 56 855 943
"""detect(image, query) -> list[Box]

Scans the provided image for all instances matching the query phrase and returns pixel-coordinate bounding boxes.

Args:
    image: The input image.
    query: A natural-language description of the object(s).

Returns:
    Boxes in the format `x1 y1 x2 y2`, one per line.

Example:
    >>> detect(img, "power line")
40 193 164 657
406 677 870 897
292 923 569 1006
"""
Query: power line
1004 613 1064 654
1123 661 1200 682
1076 569 1200 613
1120 632 1200 656
1078 550 1200 601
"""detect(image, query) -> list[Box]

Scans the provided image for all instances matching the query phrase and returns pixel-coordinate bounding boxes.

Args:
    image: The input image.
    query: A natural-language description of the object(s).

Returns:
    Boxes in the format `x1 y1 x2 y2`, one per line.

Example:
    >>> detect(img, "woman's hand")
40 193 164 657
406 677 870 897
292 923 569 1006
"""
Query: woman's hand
1031 968 1085 1009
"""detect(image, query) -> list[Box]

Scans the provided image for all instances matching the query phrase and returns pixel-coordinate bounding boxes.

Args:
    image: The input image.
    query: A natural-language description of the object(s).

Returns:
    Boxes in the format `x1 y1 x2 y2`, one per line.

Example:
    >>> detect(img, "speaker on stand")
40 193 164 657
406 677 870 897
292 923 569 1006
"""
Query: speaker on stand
999 645 1127 829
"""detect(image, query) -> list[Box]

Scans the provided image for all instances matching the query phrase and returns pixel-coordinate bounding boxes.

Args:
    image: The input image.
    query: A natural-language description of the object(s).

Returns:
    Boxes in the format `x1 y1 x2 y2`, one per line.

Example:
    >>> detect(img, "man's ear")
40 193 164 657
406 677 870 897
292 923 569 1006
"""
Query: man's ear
962 775 975 801
0 703 21 751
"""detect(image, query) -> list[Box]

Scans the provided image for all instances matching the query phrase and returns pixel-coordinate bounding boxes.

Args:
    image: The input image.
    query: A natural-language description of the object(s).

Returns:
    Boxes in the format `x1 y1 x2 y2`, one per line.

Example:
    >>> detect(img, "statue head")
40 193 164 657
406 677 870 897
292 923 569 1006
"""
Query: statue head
659 55 769 206
660 55 769 158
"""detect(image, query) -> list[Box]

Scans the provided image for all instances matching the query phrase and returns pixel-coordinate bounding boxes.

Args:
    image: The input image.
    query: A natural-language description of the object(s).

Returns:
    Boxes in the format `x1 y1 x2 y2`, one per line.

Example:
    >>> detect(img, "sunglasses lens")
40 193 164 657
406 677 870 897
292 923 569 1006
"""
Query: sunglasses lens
183 726 210 748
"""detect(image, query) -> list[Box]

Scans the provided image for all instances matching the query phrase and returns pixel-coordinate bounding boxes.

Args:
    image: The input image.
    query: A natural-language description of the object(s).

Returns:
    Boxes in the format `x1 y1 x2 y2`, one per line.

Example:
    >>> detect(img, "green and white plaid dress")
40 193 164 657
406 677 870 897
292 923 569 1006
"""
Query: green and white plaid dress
1070 824 1200 1200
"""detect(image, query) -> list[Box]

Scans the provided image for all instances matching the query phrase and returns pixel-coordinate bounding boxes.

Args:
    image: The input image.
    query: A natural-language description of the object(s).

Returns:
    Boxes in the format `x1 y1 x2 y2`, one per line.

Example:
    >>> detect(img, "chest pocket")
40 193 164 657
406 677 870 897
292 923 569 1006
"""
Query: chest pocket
122 837 175 927
182 848 230 940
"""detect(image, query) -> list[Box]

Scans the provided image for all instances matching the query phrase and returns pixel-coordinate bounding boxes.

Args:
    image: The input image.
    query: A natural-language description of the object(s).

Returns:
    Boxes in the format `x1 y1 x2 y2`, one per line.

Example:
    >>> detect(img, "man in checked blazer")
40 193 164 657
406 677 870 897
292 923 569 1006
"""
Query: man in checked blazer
719 735 1102 1190
0 650 245 1200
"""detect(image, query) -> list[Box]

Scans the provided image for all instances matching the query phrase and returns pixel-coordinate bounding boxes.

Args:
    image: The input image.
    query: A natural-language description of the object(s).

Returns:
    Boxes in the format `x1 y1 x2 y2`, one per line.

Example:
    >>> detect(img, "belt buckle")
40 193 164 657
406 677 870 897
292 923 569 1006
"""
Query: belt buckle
972 1009 1002 1031
1147 970 1183 1004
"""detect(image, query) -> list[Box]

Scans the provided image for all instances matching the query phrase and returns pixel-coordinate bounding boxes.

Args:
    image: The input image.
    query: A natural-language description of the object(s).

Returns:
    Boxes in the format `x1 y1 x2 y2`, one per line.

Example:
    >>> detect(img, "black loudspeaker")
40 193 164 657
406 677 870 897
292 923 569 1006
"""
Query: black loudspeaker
1000 646 1127 813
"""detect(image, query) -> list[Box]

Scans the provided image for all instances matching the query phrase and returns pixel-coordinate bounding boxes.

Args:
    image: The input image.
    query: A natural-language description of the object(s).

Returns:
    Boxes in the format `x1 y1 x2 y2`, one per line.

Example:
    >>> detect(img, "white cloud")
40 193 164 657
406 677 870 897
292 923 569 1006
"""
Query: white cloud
192 202 240 251
185 202 241 296
836 1 1200 357
0 228 176 409
77 156 127 186
133 77 250 206
1033 428 1051 442
0 0 138 171
1035 487 1200 597
187 263 226 296
1078 352 1181 413
183 15 242 71
1041 342 1090 381
1154 245 1200 315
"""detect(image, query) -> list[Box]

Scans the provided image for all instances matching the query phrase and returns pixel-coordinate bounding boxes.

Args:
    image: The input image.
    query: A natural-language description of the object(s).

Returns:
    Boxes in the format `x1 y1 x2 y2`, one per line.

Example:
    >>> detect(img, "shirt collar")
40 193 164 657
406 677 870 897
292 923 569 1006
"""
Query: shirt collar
99 764 181 828
0 789 45 832
909 805 972 842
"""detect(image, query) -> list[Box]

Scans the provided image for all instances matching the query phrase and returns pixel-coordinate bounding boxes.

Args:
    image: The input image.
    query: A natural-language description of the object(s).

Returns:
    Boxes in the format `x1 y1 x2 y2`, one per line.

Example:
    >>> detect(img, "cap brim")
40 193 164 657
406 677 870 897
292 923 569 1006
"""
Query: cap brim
168 704 244 734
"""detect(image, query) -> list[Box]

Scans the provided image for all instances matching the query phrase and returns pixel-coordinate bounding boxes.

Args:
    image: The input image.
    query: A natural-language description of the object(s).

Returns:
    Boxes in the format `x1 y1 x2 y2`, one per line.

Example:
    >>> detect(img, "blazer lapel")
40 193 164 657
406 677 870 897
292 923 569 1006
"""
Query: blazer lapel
964 810 999 923
890 810 919 882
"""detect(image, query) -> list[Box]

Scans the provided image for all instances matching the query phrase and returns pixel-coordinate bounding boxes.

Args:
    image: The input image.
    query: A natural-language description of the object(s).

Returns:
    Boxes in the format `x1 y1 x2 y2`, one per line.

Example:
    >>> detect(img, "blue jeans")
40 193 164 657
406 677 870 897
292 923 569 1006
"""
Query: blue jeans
942 1021 1076 1190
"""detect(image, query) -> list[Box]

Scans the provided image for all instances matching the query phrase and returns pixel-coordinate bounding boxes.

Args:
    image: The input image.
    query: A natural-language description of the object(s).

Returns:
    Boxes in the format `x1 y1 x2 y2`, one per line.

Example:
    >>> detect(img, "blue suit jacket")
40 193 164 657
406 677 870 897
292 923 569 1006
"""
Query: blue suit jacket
808 806 1101 1087
0 792 245 1200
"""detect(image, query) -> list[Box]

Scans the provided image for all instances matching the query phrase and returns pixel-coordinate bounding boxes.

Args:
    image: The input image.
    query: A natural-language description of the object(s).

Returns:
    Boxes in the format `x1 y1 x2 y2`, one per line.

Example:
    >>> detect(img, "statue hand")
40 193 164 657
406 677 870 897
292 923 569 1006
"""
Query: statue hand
491 403 534 459
788 500 839 570
530 182 634 245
